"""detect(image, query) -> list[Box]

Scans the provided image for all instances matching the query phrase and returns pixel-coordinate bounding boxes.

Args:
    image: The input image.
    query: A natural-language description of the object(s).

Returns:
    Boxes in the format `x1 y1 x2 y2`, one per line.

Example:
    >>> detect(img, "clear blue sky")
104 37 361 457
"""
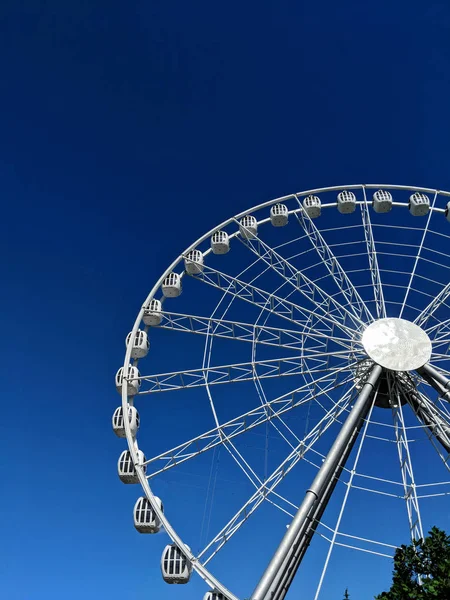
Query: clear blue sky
2 1 450 599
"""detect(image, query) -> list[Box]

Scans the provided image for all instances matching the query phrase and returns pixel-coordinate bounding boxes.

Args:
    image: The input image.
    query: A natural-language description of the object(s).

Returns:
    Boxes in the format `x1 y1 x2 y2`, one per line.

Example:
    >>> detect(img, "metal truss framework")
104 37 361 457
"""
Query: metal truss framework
250 364 450 600
198 385 357 565
250 364 383 600
157 311 334 350
391 381 424 544
234 220 367 332
137 354 355 394
360 188 387 319
142 371 355 478
117 184 450 600
293 196 374 324
189 262 358 340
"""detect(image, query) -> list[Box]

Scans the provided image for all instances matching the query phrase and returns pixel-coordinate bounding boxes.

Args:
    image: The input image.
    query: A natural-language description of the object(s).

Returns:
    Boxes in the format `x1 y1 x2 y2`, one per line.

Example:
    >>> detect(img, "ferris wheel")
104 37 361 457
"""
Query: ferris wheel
113 184 450 600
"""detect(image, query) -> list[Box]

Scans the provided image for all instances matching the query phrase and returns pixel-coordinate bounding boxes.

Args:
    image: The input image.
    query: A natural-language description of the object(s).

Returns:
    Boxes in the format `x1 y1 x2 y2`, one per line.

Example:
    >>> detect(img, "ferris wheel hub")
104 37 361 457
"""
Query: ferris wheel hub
361 318 432 372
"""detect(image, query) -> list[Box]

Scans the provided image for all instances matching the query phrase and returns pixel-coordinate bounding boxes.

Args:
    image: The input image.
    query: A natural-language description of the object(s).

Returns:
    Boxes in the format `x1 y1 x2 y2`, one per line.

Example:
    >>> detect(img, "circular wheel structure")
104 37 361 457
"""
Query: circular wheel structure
114 184 450 600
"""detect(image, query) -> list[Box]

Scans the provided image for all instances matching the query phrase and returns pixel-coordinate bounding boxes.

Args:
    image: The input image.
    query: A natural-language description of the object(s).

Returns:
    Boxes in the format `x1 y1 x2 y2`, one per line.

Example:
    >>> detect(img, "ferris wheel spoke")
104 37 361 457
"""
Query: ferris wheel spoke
217 425 302 519
359 188 387 319
189 263 358 341
293 197 374 324
198 387 356 565
414 281 450 328
429 353 450 362
155 311 353 351
425 316 450 342
431 339 450 353
137 353 357 395
399 192 438 319
247 272 340 453
219 436 271 495
251 350 304 452
307 311 363 415
143 370 355 479
234 226 366 332
391 380 424 544
430 335 450 348
197 309 299 512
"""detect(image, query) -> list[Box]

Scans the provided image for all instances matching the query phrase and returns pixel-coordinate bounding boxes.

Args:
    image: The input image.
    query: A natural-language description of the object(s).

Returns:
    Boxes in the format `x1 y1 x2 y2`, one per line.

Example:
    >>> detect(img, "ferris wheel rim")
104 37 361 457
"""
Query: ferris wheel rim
138 183 449 318
119 183 450 599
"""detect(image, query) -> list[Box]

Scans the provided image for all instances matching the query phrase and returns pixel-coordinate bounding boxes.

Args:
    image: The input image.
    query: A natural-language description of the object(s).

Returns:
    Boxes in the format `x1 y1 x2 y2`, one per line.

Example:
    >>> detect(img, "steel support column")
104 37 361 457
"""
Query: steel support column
407 391 450 454
269 408 364 600
418 363 450 403
250 364 382 600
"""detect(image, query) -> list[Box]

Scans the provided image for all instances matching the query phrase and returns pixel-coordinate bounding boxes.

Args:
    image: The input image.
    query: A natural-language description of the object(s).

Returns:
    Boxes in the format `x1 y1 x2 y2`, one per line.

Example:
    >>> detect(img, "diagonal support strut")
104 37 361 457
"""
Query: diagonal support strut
268 393 368 600
249 364 382 600
417 362 450 403
407 390 450 454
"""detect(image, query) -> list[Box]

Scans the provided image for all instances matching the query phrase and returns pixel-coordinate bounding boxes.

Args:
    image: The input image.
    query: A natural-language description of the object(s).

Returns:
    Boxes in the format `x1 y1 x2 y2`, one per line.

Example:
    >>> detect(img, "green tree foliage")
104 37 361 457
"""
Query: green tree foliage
375 527 450 599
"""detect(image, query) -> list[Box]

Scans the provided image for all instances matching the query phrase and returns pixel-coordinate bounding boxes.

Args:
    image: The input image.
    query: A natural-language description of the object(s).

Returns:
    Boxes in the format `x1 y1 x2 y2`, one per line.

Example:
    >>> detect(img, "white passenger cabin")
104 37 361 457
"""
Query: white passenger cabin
162 273 182 297
211 230 230 254
143 298 163 326
161 544 192 584
372 190 393 213
134 496 163 533
204 591 226 600
270 203 288 227
303 195 321 218
115 365 141 396
337 190 356 214
118 449 146 484
445 202 450 222
409 192 430 216
126 329 149 359
184 250 204 274
112 405 140 438
239 215 258 239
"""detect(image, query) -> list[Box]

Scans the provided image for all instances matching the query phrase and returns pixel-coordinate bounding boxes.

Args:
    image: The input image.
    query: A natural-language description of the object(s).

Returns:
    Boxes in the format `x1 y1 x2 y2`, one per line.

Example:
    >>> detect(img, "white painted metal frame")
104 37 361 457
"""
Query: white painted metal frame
119 184 450 600
391 382 424 544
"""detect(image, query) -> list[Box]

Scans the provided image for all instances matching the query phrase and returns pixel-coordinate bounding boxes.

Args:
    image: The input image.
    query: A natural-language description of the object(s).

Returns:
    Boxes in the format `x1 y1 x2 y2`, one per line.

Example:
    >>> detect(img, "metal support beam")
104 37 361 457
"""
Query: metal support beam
407 391 450 454
269 404 365 600
418 363 450 400
418 370 450 404
250 364 382 600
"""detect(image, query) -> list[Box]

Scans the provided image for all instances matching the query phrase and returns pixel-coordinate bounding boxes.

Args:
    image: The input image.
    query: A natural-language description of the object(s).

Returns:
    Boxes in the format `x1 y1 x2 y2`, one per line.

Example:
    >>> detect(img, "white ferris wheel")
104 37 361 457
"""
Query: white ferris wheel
113 184 450 600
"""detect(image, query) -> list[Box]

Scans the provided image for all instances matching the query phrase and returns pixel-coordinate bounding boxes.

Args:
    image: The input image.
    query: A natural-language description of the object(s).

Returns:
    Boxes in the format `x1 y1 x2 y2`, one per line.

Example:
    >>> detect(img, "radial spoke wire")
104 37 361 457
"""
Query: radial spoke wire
156 311 342 350
143 369 356 477
198 383 357 565
391 379 424 545
234 224 366 333
399 192 438 318
293 195 375 324
188 261 359 341
200 288 296 516
360 187 387 319
136 352 356 394
414 281 450 329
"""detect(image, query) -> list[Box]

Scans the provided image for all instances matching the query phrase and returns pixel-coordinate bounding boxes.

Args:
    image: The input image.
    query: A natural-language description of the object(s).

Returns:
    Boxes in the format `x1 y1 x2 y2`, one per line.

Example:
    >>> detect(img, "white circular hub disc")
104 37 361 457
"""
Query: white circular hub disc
361 318 432 371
